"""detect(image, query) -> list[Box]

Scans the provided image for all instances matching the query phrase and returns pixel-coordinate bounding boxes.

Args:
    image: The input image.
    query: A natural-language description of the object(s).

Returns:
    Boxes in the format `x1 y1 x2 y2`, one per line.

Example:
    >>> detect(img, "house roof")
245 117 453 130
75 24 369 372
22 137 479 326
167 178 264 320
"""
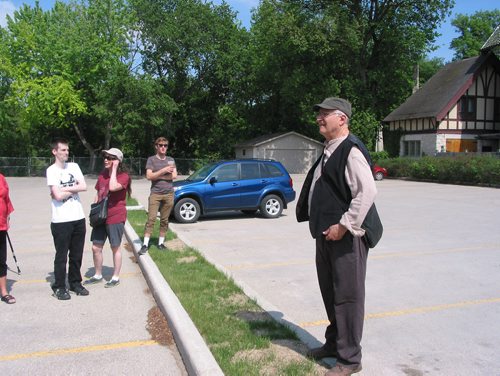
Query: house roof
384 54 491 123
234 131 324 148
482 25 500 51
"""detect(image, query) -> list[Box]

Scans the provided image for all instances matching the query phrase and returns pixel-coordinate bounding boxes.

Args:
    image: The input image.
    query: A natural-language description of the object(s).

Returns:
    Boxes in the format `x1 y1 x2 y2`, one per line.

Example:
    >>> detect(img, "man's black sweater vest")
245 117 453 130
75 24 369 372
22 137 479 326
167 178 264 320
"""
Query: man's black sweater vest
296 135 365 239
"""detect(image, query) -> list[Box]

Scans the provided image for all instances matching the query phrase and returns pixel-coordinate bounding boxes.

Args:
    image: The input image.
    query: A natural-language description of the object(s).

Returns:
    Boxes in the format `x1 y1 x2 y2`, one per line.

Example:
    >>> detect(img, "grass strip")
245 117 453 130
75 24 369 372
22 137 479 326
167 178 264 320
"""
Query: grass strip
126 207 323 375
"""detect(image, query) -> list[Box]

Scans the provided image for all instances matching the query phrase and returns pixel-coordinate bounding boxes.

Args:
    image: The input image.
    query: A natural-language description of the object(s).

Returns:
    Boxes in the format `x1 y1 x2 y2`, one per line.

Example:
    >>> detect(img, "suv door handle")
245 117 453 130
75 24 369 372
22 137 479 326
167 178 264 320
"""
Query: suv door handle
261 180 268 183
232 183 238 186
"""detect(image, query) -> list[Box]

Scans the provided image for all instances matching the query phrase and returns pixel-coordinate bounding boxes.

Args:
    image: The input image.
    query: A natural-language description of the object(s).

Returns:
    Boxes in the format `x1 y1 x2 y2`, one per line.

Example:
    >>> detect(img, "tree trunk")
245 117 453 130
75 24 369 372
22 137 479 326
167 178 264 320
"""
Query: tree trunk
73 123 98 172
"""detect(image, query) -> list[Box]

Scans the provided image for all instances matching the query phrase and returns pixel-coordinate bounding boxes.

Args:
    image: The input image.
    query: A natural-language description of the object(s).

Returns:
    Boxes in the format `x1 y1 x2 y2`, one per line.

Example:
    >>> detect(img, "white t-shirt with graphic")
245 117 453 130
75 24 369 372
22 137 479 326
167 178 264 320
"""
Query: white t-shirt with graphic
46 162 85 223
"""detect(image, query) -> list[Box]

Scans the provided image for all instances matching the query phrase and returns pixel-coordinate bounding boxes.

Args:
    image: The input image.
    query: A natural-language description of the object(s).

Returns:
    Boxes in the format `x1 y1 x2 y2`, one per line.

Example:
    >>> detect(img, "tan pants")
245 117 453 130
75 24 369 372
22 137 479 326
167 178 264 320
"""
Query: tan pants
144 192 174 235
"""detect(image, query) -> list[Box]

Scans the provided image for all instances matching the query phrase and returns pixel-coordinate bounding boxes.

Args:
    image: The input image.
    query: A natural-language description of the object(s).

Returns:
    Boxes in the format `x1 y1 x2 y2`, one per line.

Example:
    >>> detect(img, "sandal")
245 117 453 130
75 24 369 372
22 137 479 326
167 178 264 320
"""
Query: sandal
1 294 16 304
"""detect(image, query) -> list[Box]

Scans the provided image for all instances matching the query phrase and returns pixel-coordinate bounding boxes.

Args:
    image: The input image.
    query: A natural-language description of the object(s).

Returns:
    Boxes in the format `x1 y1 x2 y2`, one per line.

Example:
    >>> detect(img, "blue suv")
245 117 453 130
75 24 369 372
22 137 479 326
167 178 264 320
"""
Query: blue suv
173 159 296 223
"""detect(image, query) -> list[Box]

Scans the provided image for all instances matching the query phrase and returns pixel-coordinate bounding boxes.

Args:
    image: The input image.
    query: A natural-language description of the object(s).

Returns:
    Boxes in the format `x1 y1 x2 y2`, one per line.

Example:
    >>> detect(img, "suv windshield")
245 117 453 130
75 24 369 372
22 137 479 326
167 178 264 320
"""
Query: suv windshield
187 162 218 182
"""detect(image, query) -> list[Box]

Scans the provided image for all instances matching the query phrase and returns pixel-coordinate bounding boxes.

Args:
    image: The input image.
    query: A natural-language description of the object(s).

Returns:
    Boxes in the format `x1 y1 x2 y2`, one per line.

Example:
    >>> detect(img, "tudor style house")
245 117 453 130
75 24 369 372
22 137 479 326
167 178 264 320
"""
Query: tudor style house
384 52 500 156
384 24 500 157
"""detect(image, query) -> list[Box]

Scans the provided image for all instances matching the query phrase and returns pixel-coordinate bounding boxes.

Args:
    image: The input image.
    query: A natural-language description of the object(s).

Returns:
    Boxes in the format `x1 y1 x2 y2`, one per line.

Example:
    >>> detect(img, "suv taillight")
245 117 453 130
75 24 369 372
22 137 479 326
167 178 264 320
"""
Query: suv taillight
289 177 293 188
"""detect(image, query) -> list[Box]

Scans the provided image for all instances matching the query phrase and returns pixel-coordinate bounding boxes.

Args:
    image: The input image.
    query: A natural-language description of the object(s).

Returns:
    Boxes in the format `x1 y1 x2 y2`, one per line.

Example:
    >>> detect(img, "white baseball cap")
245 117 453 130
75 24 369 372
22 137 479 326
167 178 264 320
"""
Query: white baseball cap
102 148 123 162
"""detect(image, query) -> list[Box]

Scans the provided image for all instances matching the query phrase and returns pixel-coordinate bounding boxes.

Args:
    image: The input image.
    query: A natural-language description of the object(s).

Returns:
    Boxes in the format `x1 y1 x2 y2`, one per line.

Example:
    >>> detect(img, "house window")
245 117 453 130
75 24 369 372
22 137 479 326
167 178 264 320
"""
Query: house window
495 98 500 121
242 149 246 156
403 140 421 157
459 96 476 121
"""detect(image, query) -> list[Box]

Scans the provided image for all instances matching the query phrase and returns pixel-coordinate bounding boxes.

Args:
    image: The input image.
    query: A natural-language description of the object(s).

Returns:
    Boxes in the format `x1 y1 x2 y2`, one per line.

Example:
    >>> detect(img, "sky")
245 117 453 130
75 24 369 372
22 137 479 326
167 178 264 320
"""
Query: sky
0 0 498 62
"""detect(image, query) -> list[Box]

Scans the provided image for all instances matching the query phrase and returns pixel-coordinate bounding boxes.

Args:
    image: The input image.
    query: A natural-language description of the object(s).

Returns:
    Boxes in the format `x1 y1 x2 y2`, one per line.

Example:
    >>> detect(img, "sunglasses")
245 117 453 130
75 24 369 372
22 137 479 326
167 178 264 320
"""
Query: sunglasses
103 155 117 161
157 144 168 148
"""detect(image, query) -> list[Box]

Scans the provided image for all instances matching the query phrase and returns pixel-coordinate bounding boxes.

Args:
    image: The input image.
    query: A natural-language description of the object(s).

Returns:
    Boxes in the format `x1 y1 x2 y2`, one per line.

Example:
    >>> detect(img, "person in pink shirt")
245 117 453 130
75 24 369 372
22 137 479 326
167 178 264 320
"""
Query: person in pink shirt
84 148 131 288
0 173 15 304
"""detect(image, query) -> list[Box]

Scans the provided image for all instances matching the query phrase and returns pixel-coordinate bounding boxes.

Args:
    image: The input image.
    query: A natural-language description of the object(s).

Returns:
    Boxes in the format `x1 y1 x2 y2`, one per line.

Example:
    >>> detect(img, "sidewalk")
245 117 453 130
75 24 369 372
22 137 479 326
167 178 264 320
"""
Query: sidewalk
1 177 187 376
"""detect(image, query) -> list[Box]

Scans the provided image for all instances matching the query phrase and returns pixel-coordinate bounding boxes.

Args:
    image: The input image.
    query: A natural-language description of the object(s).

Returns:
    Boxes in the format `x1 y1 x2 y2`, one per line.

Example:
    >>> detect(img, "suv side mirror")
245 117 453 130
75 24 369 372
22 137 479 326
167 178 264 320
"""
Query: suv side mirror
209 176 217 185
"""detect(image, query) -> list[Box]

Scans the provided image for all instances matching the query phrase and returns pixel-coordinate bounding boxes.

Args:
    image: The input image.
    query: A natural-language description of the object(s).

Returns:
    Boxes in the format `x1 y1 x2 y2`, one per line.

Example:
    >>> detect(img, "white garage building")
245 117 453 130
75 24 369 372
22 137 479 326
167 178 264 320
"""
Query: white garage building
234 131 324 174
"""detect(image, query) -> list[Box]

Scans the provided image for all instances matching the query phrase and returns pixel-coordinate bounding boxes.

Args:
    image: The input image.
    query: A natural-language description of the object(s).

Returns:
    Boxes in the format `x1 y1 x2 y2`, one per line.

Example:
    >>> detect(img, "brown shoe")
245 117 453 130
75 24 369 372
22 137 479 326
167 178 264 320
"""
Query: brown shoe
306 346 337 360
325 363 362 375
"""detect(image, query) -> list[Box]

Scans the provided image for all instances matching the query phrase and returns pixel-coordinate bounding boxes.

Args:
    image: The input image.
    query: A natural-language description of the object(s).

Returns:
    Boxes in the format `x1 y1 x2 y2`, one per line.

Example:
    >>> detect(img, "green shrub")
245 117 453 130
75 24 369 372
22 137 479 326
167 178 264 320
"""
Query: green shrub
377 155 500 186
370 151 389 164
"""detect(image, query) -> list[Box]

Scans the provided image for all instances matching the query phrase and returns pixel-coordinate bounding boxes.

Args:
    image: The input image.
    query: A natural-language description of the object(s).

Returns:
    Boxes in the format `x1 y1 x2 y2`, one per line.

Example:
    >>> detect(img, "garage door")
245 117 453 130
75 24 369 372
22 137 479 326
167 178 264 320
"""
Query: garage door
446 139 477 152
264 149 318 174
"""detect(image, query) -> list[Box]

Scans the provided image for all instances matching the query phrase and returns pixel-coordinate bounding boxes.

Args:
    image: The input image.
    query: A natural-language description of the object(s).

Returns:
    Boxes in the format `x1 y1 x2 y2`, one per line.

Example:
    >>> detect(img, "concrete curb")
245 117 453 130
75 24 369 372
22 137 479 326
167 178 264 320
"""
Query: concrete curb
124 221 224 376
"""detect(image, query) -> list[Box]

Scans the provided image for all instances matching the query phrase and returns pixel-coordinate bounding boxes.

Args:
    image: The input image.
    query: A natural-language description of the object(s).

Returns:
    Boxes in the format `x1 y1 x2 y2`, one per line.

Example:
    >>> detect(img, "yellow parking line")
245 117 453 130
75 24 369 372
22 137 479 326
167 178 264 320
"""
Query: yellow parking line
227 259 311 270
13 272 141 284
299 297 500 328
0 340 157 362
370 244 499 260
365 297 500 319
225 244 499 271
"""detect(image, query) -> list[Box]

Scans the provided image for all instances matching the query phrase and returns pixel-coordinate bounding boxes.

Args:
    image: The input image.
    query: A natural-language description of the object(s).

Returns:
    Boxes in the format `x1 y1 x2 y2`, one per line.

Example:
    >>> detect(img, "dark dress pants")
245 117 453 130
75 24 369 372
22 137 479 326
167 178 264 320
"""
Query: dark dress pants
315 234 368 366
51 219 86 289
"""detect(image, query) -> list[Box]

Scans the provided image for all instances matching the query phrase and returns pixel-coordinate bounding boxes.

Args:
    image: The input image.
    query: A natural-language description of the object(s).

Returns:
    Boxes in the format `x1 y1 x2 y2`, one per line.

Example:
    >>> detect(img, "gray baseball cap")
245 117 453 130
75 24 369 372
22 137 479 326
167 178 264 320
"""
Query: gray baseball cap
313 97 352 118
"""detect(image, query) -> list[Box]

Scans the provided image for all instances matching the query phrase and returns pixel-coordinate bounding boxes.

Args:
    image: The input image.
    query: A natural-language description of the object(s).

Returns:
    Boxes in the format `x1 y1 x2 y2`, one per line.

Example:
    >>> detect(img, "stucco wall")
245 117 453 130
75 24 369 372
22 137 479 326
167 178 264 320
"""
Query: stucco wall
235 133 324 173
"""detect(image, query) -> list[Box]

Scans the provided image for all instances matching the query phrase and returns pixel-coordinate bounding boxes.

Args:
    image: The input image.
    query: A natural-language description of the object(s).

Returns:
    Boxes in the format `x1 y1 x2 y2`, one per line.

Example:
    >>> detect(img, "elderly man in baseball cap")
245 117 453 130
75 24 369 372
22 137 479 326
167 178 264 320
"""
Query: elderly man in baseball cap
296 97 377 376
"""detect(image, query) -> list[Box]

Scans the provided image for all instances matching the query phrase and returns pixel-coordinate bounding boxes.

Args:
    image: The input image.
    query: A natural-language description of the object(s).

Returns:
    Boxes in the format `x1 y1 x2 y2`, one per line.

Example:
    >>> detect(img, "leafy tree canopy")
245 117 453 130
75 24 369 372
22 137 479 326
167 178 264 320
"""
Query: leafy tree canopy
450 10 500 60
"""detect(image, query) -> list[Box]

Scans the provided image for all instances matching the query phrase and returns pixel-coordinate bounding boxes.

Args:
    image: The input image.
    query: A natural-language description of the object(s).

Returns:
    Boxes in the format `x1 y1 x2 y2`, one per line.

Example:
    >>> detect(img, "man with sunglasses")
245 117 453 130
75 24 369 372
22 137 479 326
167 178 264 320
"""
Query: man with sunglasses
139 137 177 254
296 97 377 375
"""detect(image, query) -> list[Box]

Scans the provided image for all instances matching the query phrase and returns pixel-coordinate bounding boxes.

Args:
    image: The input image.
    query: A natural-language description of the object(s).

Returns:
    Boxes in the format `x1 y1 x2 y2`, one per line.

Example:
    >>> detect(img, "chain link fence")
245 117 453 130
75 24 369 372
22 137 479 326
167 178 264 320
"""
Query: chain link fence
0 157 210 177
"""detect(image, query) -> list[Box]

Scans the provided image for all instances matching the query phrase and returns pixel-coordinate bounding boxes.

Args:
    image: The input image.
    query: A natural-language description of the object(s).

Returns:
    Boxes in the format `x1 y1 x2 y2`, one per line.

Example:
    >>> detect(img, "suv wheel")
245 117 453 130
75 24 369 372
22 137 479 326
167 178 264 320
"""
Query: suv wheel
260 194 283 218
174 198 200 223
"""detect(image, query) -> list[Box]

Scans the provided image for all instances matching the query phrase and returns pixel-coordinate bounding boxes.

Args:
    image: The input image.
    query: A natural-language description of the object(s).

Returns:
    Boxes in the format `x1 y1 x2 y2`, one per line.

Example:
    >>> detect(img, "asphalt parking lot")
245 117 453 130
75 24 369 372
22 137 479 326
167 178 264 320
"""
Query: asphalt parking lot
3 176 499 375
135 176 499 376
1 177 187 376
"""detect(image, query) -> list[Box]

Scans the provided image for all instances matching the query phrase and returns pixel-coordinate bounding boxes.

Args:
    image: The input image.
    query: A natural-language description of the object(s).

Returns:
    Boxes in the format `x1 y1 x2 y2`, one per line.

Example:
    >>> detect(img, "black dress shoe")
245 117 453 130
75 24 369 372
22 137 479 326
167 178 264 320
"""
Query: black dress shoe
53 288 71 300
157 244 168 250
70 284 90 296
306 346 337 360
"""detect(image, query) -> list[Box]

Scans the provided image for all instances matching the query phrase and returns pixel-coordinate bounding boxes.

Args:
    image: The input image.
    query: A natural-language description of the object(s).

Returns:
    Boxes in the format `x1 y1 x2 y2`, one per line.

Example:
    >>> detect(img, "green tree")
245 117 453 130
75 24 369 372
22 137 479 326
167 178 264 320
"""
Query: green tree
131 0 250 158
450 10 500 60
0 0 155 161
246 0 454 149
419 57 445 86
243 0 341 141
0 26 25 156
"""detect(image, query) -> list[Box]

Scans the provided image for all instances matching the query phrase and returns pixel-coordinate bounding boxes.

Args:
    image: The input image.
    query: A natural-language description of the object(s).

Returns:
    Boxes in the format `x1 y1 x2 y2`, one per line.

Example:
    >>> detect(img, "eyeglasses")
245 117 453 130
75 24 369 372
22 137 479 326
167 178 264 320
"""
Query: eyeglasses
157 144 168 148
103 155 117 161
316 111 343 119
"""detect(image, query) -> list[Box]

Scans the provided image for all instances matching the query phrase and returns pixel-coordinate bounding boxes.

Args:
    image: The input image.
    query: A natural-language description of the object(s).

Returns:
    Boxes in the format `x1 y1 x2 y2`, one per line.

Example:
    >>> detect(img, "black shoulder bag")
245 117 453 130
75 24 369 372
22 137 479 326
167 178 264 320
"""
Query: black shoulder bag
89 194 109 227
361 203 383 248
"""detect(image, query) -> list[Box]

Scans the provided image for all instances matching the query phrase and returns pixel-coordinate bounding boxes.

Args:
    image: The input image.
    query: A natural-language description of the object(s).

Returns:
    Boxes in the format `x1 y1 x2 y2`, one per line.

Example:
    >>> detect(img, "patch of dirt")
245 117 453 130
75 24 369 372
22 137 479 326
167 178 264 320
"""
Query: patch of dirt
232 339 327 375
166 238 186 251
177 256 197 264
123 243 138 263
146 306 174 346
236 310 272 322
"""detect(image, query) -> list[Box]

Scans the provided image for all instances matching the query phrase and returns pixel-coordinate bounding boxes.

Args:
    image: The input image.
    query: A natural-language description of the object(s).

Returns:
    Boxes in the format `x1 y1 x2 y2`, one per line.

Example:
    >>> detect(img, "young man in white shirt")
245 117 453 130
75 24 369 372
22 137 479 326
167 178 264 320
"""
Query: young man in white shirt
46 138 88 300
